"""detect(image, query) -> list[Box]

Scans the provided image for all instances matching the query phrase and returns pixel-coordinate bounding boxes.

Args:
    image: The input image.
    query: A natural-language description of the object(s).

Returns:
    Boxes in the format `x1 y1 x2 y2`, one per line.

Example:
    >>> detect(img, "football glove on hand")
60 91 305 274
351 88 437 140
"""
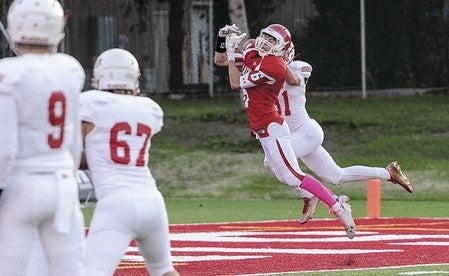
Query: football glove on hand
218 24 242 37
226 32 247 51
225 32 246 62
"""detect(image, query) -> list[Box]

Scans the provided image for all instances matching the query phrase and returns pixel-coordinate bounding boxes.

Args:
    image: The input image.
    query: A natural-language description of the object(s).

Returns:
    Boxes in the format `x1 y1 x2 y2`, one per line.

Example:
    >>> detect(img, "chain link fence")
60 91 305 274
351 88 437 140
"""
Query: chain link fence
1 0 212 96
4 1 440 95
0 0 316 97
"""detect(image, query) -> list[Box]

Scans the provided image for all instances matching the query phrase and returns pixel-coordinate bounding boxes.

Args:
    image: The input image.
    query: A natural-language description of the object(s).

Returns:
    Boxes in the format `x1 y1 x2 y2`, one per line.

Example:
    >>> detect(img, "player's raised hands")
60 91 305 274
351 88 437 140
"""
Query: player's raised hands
218 24 242 37
225 32 246 62
225 32 247 51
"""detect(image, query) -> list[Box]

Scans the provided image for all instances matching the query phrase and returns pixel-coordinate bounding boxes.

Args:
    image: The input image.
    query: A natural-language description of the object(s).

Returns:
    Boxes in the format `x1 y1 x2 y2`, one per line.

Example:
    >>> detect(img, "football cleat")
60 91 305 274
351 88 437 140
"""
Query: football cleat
331 201 356 239
336 195 350 204
329 194 350 215
299 196 320 224
386 161 413 193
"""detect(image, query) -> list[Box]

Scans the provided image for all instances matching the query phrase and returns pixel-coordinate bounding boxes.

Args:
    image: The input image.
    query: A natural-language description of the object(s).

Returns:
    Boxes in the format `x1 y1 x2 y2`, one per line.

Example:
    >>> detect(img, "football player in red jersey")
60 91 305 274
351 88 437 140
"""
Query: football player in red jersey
222 24 356 239
215 29 344 225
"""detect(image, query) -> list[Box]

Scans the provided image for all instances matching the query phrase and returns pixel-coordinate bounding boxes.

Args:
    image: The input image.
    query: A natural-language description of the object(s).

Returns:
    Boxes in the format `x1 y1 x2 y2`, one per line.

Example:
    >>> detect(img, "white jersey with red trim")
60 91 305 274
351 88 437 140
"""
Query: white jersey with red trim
277 60 313 132
79 90 163 199
273 60 392 188
0 53 85 178
0 52 86 275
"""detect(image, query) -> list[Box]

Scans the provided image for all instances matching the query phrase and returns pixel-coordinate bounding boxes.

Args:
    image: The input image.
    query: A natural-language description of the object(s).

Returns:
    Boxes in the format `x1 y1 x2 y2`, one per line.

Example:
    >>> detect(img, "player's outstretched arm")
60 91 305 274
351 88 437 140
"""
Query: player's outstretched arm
225 32 246 89
286 65 300 86
228 60 241 90
214 52 228 66
215 24 242 66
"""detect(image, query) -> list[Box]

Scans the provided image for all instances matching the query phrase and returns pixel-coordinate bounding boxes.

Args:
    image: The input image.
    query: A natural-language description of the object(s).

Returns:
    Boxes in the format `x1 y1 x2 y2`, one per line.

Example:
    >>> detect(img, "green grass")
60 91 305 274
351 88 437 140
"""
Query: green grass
82 93 449 275
81 197 449 275
82 198 449 226
148 93 449 201
283 265 449 275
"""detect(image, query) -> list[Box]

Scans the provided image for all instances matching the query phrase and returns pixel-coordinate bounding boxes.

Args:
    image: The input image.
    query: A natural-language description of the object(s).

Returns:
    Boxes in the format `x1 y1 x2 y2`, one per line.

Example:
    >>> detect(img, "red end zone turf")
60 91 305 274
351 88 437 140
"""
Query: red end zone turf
113 218 449 275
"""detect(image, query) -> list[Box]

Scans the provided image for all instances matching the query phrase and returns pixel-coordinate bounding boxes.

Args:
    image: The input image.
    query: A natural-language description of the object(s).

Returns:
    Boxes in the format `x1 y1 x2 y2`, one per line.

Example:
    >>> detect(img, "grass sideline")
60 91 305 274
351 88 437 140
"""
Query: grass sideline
284 264 449 276
82 198 449 226
148 93 449 202
81 93 449 275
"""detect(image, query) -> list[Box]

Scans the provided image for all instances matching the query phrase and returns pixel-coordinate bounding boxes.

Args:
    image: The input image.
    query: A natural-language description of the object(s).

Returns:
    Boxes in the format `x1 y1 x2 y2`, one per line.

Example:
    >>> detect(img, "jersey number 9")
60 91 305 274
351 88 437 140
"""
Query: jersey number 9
48 91 66 149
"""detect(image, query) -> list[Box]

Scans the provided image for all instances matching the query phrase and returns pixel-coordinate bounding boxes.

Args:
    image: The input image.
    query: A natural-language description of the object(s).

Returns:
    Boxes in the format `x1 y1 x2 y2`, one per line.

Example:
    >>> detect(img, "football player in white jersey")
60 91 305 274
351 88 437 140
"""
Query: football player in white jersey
80 48 179 276
272 46 414 223
0 0 86 275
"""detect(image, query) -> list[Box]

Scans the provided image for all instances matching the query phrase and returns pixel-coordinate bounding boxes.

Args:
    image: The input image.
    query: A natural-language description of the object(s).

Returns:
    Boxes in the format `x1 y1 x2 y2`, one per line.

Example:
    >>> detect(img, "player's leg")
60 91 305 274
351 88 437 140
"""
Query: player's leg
41 207 85 276
264 155 319 223
290 119 324 158
261 122 335 207
84 195 134 276
264 154 319 223
341 165 390 182
26 233 49 276
288 122 335 223
136 191 178 276
37 171 84 276
300 146 345 185
301 146 396 185
84 230 132 276
260 122 355 237
0 174 45 276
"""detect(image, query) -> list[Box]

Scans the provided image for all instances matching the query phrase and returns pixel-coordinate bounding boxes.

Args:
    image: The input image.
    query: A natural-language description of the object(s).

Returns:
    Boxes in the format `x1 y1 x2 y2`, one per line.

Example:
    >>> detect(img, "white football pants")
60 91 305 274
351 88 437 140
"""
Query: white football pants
0 171 85 276
84 188 175 276
290 118 390 185
259 121 306 190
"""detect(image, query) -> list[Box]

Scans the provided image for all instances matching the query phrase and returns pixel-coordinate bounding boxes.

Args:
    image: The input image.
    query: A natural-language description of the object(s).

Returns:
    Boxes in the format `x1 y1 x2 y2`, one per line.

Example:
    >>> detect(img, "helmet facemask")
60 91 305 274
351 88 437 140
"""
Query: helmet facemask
256 33 284 57
255 24 291 58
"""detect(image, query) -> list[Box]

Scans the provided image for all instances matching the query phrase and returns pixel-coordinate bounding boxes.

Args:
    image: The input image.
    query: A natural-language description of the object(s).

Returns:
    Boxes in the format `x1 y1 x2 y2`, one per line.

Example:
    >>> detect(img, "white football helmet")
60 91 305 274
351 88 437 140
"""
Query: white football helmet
7 0 65 47
255 24 292 57
93 48 140 92
282 42 295 64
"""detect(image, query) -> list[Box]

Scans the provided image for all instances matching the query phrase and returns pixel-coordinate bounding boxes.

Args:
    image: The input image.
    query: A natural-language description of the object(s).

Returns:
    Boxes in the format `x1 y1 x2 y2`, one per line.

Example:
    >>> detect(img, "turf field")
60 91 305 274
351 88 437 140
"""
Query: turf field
82 93 449 275
105 217 449 275
82 198 449 275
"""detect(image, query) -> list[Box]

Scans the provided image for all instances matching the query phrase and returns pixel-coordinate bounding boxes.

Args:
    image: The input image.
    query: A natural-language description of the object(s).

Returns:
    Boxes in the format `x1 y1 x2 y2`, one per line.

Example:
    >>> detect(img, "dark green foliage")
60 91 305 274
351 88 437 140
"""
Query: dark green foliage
298 0 361 90
299 0 449 90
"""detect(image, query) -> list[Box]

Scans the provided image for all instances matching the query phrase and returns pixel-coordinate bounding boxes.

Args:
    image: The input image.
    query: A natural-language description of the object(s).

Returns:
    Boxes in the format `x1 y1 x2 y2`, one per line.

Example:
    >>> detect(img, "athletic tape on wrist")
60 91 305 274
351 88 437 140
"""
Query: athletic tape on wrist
215 35 226 53
227 51 235 62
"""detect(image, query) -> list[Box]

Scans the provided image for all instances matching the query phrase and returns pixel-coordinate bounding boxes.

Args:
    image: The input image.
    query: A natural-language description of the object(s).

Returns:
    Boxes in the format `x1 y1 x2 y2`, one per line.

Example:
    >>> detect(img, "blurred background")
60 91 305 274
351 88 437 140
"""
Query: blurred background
2 0 449 97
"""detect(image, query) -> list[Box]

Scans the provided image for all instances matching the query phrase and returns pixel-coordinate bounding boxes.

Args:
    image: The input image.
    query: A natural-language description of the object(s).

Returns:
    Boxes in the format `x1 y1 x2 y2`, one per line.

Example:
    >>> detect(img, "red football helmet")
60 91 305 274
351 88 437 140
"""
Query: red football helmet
255 24 292 57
